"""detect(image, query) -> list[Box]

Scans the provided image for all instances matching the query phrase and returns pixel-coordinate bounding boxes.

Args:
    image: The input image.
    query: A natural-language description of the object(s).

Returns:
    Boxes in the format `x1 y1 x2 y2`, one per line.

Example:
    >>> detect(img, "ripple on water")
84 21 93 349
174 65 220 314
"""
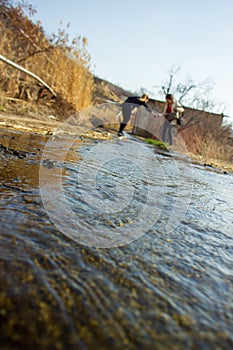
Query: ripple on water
0 132 233 349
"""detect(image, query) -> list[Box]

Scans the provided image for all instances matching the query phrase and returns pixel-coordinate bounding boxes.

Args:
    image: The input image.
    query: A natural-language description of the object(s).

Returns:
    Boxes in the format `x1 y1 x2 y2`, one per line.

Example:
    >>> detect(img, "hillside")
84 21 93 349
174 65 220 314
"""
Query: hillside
93 77 131 104
0 0 94 117
0 1 232 167
0 1 134 120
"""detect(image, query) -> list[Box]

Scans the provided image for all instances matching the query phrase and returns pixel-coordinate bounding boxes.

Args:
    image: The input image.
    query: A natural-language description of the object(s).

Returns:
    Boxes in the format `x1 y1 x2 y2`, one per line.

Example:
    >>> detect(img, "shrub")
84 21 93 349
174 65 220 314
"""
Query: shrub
185 127 233 162
0 0 94 115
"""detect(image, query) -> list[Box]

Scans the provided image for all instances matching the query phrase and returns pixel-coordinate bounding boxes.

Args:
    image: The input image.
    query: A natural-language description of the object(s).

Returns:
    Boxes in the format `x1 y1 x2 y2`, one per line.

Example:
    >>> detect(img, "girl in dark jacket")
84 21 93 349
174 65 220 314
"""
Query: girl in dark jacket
118 93 152 136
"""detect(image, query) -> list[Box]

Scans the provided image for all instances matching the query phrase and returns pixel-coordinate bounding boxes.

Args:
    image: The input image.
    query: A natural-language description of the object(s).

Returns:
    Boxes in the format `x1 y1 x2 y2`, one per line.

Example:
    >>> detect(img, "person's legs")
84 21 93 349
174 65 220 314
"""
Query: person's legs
118 105 131 136
118 122 127 134
162 121 172 144
161 122 167 142
167 123 172 145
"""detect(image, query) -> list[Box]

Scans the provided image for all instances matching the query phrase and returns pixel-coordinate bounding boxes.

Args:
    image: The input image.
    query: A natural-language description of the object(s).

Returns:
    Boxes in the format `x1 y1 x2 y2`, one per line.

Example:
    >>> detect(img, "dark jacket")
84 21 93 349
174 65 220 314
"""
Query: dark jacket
122 96 152 114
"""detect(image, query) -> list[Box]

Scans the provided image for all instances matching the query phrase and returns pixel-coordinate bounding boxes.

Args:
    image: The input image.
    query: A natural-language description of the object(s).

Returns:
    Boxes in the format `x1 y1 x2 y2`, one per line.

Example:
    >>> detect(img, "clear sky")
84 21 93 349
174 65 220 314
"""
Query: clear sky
26 0 233 125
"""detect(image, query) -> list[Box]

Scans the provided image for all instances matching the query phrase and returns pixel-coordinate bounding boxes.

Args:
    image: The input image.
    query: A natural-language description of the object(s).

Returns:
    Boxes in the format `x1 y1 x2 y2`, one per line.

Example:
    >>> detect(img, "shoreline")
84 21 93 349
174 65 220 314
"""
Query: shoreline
185 153 233 174
0 111 232 174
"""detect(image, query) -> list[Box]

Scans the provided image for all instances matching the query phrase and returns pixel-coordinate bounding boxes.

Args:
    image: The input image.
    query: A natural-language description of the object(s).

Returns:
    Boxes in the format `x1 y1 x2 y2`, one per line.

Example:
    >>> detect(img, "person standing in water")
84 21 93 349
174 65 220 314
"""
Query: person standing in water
161 93 184 145
118 93 153 136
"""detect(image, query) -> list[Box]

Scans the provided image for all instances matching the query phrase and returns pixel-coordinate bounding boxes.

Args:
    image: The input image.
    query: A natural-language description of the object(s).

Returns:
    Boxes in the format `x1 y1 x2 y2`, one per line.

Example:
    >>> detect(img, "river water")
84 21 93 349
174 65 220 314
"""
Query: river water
0 129 232 350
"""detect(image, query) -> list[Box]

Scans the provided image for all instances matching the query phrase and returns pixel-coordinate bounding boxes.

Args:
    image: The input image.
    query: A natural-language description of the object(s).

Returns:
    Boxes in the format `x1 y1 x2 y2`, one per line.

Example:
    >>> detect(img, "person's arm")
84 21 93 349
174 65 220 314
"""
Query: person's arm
145 103 153 113
139 100 153 113
174 101 184 114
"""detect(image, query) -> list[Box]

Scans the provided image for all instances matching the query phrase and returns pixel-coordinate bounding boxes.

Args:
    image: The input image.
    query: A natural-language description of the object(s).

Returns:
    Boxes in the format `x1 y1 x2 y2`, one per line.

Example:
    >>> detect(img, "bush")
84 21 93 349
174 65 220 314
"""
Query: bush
0 0 94 115
186 127 233 163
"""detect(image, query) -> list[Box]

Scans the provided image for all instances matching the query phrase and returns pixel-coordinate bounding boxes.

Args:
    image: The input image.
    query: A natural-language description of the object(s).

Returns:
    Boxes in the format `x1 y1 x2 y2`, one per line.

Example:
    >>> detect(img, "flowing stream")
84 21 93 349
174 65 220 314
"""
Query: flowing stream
0 129 232 350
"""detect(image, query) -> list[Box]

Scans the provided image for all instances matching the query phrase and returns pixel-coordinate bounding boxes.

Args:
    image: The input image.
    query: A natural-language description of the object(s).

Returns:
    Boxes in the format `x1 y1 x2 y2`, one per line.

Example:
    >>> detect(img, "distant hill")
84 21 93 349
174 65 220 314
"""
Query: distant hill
93 77 132 104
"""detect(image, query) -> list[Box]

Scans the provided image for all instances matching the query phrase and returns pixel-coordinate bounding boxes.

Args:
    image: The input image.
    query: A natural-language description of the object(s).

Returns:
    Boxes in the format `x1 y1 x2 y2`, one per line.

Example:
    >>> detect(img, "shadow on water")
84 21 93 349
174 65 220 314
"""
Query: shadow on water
0 129 233 350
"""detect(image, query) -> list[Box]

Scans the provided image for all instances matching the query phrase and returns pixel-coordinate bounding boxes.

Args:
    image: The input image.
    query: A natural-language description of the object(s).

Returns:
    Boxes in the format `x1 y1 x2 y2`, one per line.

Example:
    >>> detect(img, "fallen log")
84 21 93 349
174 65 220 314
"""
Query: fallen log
0 53 57 98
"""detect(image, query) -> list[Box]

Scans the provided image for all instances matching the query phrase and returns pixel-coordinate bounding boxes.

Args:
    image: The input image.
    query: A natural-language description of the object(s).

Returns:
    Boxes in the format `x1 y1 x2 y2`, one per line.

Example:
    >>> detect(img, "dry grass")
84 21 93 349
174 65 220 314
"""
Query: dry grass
0 1 94 116
93 79 121 104
186 129 233 163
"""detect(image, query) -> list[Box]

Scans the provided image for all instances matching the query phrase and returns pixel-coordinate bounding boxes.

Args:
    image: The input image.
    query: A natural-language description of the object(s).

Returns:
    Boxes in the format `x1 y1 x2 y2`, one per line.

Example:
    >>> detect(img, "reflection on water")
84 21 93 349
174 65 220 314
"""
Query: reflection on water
0 129 233 350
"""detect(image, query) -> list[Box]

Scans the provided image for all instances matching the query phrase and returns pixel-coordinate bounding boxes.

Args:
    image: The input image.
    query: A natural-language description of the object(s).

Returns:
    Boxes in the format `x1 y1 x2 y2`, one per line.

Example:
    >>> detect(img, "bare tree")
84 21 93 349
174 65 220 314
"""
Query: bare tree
156 65 225 113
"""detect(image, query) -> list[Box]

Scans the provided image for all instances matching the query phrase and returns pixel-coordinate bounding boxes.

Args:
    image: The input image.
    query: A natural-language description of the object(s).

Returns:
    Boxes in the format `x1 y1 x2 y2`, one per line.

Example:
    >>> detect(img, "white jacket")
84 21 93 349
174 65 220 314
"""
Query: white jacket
162 100 184 119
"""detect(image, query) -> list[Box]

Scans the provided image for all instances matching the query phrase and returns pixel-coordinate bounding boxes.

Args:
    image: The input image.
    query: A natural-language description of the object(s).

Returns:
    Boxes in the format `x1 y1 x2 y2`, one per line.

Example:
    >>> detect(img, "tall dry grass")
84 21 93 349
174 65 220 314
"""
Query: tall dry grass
185 128 233 163
0 1 94 116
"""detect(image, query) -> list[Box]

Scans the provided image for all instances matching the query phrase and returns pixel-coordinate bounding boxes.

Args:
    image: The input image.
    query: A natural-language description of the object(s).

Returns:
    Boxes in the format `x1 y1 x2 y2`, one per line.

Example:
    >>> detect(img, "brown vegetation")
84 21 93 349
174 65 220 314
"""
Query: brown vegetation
181 125 233 163
0 1 232 167
178 111 233 163
0 0 94 117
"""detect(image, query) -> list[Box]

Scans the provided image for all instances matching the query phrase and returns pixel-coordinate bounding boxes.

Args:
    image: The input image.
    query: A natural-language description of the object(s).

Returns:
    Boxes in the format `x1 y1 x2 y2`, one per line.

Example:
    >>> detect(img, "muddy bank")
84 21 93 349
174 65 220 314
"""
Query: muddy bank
0 110 233 174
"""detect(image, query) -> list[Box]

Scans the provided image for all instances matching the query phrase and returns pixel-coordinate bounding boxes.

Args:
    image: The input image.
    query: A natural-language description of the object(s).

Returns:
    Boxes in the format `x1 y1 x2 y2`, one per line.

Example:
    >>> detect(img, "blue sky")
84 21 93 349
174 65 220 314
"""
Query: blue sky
27 0 232 124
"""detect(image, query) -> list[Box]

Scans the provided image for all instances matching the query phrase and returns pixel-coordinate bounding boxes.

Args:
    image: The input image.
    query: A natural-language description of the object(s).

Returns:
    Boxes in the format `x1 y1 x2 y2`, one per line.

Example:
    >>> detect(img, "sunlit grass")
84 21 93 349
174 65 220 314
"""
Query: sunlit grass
144 138 168 149
0 2 94 116
189 132 232 162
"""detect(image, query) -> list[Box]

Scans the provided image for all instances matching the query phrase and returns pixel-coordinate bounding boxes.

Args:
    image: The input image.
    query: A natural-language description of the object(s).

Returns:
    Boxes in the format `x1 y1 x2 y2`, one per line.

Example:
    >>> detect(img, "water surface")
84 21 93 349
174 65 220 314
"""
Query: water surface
0 129 232 350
